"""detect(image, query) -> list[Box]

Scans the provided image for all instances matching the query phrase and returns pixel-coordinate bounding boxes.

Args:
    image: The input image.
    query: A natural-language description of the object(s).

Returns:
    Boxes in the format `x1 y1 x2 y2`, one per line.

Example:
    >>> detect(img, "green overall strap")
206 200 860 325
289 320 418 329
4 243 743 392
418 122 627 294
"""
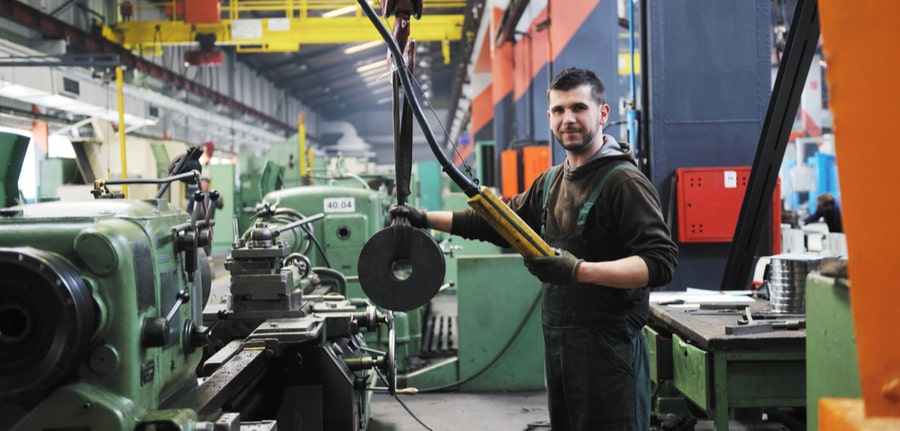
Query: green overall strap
575 163 637 236
540 165 561 236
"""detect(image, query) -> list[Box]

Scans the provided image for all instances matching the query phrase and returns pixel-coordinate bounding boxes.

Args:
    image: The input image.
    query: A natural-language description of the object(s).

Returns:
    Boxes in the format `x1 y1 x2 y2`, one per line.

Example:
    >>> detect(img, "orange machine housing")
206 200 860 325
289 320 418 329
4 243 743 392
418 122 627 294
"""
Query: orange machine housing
521 145 550 190
500 145 551 198
500 149 518 198
818 0 900 428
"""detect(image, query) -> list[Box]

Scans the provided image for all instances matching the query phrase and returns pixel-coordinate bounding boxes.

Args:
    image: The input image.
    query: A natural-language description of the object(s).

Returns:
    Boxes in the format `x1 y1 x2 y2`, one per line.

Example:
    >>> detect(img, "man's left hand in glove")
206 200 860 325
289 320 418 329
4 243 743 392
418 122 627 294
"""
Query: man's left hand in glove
524 249 584 285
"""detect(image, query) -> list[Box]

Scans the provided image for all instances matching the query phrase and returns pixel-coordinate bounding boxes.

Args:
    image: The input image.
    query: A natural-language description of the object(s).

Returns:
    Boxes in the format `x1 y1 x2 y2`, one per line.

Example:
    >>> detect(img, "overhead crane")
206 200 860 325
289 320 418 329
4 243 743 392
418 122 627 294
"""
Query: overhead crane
99 0 465 56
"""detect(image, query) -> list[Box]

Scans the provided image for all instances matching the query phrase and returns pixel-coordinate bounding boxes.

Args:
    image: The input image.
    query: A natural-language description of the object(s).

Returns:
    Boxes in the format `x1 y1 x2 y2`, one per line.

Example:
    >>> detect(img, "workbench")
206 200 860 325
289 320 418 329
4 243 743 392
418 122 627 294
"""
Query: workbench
645 294 806 431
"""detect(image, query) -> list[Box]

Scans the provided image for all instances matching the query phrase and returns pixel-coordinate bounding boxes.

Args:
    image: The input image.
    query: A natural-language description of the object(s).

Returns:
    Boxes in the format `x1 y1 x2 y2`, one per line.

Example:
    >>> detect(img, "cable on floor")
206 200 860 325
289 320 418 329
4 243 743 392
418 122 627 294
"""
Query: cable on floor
416 289 543 393
374 367 436 431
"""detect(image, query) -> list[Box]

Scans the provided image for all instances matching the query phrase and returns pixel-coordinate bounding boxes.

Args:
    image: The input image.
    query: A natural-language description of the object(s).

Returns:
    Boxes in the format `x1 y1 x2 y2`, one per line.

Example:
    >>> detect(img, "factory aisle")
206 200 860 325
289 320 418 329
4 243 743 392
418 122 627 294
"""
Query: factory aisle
368 390 550 431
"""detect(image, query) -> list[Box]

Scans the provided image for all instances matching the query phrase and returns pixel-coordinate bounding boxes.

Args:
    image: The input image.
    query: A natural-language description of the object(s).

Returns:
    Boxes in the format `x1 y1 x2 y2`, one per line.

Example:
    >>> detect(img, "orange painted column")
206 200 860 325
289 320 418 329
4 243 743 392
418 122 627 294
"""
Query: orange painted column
491 7 514 124
492 6 515 193
819 0 900 428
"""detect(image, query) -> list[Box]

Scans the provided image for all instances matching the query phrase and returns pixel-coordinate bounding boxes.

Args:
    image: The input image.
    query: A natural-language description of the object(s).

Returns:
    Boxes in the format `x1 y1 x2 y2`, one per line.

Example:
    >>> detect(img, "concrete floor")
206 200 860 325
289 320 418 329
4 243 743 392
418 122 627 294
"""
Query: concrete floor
368 391 550 431
366 390 796 431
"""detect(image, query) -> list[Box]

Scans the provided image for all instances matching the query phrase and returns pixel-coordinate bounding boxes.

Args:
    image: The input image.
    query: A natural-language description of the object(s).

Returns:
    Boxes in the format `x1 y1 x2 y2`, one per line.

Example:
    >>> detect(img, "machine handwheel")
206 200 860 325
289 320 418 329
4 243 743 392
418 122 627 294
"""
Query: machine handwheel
384 310 397 395
0 248 95 406
285 253 312 279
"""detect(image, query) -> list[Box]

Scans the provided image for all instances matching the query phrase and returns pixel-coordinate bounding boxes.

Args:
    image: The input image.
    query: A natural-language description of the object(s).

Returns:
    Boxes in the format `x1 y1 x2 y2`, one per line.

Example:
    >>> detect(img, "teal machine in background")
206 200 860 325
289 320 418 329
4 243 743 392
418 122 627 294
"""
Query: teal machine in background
206 163 237 254
0 133 29 207
37 158 79 202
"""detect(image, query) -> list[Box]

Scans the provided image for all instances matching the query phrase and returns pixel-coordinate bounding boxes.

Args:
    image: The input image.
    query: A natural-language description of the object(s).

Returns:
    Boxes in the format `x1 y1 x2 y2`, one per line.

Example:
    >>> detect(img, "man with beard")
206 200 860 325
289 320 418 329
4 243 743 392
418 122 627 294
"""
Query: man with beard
392 67 677 430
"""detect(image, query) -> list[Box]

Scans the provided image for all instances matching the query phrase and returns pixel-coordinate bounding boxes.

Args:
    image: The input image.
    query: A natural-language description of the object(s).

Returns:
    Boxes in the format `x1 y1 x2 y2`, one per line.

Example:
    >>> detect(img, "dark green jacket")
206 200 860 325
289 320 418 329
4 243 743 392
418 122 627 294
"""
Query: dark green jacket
451 139 678 327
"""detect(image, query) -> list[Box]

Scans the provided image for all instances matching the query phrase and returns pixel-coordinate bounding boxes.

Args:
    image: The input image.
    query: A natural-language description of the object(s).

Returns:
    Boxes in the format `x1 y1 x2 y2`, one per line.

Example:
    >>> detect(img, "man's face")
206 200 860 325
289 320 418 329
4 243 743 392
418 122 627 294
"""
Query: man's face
547 85 610 154
200 180 210 192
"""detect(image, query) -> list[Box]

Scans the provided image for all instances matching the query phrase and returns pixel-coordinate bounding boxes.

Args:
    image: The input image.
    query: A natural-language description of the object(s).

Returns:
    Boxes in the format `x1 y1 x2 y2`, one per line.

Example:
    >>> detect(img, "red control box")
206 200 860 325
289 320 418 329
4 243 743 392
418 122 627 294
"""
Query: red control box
676 167 780 249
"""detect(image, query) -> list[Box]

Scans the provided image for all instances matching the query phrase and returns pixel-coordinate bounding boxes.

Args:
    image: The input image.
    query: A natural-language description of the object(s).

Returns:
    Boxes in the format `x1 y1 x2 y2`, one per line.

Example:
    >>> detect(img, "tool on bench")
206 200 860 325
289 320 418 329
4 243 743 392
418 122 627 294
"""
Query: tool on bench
725 307 806 335
725 319 806 335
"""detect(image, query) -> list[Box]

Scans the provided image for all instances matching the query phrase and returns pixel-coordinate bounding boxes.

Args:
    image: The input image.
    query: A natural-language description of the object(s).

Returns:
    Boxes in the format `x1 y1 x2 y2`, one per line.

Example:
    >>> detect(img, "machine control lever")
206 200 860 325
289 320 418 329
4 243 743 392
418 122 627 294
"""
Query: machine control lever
165 289 190 324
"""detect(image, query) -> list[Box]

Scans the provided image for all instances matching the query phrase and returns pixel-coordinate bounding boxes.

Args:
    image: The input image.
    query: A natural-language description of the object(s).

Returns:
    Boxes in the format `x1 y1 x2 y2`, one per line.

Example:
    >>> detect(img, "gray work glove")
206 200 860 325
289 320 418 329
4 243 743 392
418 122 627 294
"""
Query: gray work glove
389 204 428 229
524 249 583 285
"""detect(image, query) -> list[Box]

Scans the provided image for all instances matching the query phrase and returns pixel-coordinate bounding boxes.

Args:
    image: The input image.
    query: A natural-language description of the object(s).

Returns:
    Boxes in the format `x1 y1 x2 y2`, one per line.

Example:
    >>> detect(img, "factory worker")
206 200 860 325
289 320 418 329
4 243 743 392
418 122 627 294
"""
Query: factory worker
392 67 678 431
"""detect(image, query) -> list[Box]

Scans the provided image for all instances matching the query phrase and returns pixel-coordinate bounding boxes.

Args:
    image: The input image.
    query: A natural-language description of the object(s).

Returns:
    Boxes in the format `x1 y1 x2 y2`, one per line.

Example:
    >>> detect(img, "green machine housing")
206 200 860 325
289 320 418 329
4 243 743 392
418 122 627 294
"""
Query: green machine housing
250 183 426 373
0 199 210 430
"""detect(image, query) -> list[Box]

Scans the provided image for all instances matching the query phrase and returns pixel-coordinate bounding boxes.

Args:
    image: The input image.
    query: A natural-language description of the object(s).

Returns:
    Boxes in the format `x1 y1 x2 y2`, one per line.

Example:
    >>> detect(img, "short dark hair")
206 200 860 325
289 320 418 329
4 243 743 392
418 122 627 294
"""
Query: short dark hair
547 67 606 105
818 192 836 208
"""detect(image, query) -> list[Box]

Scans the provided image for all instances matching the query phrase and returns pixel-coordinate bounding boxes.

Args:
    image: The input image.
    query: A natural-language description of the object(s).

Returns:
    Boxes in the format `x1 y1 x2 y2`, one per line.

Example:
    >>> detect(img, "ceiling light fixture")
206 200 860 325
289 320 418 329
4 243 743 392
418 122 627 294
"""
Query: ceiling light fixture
366 76 391 86
322 5 357 18
356 59 388 73
372 85 392 94
344 40 383 54
358 65 383 76
363 73 389 85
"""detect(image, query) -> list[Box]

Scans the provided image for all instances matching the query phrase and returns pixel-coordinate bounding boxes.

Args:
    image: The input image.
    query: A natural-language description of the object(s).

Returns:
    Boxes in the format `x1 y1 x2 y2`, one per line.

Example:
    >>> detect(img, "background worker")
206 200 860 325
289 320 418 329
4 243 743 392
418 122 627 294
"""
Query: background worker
392 67 678 431
804 191 843 233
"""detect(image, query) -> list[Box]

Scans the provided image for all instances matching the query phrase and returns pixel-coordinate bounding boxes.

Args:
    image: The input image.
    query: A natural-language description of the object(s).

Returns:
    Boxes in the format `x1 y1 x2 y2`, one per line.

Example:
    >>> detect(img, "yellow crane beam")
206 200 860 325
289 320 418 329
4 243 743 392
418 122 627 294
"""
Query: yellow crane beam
102 15 464 53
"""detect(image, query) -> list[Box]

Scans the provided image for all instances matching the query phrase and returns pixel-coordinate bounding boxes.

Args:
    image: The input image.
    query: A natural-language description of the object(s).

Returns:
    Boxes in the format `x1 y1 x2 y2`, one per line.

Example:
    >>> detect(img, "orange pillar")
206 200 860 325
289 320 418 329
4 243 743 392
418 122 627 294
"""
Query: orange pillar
819 0 900 428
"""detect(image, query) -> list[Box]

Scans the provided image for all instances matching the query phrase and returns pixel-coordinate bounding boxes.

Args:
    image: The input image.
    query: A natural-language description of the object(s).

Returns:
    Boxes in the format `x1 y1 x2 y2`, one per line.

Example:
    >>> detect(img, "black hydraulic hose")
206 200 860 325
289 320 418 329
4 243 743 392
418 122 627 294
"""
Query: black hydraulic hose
272 208 332 268
417 289 543 393
96 170 199 199
358 0 479 197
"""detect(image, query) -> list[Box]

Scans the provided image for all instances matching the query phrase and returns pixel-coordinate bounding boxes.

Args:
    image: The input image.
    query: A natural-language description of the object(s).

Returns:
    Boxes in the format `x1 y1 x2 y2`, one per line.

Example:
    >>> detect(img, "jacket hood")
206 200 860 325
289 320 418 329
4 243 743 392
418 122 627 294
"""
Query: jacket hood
565 134 636 178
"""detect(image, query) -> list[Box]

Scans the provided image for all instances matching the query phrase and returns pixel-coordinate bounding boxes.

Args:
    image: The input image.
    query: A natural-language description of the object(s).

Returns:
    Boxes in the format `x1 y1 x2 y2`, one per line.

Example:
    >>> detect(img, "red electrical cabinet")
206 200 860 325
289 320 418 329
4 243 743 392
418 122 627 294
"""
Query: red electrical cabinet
676 167 781 251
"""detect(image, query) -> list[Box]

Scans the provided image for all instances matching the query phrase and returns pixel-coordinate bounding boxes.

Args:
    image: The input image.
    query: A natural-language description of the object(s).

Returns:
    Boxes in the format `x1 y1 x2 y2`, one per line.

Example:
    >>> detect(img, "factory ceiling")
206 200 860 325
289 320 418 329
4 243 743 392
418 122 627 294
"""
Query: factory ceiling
234 1 473 121
0 0 484 161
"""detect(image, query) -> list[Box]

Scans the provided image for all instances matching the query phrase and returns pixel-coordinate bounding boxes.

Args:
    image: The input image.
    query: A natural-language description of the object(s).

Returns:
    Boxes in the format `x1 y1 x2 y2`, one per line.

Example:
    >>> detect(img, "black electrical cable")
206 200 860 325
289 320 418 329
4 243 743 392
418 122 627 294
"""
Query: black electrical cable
268 207 332 268
357 0 479 197
359 0 544 396
374 367 436 431
300 223 331 268
417 289 542 393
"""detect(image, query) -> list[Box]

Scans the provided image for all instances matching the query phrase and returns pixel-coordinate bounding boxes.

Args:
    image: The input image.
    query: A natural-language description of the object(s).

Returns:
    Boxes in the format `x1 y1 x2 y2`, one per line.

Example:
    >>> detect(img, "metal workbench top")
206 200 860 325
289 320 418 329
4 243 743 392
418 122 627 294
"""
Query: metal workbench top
648 295 806 351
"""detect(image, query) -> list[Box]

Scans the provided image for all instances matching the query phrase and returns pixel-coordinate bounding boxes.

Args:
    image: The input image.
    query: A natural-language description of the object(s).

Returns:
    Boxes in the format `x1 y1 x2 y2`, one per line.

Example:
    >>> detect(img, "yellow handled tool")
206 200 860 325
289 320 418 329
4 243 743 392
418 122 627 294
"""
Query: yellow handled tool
467 186 554 257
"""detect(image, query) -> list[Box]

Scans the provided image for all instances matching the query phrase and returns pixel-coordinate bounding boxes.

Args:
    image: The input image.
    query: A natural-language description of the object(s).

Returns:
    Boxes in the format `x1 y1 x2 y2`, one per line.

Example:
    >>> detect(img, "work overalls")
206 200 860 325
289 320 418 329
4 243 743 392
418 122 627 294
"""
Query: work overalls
540 163 651 431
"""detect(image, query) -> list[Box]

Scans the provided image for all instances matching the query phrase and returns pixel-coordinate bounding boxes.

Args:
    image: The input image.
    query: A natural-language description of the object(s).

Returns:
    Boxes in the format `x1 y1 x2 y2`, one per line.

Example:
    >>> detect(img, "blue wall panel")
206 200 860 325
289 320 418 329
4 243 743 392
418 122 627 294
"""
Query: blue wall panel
647 1 772 290
474 118 493 143
494 93 516 150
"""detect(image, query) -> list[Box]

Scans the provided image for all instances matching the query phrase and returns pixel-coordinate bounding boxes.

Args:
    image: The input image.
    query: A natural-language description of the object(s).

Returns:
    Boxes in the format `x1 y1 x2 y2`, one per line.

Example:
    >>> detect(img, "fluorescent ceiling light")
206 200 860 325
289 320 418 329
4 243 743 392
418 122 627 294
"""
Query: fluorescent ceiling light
363 74 386 85
344 40 382 54
356 59 388 73
372 85 392 94
323 5 356 18
358 67 387 79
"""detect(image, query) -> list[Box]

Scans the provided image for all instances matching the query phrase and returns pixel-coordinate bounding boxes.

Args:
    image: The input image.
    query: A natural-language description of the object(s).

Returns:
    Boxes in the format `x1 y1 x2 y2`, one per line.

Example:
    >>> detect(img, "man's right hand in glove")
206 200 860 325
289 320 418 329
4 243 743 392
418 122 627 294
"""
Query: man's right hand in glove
389 204 428 229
